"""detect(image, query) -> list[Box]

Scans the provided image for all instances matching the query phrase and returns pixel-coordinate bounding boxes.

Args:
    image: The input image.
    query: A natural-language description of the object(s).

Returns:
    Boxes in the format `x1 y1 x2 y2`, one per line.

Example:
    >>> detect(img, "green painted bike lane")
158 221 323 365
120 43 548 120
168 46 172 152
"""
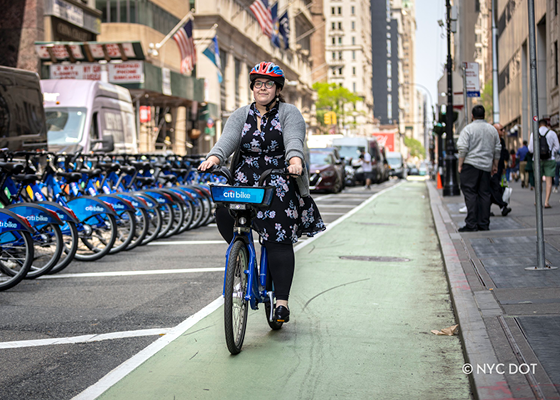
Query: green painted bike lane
97 182 471 400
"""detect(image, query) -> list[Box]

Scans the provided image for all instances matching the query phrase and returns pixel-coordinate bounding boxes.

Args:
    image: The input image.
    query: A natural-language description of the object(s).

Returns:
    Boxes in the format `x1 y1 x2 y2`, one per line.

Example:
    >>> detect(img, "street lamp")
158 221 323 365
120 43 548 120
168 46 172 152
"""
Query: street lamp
443 0 460 196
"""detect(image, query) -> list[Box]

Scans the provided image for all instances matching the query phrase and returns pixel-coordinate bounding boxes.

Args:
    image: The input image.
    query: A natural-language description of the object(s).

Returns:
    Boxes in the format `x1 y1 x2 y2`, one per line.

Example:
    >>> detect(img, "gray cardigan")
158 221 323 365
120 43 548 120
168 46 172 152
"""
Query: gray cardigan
206 103 310 197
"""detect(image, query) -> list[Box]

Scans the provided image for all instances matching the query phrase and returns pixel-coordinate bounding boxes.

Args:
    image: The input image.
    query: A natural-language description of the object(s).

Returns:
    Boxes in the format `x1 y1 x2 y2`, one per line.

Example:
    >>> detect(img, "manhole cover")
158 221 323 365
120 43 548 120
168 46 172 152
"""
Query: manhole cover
339 256 411 262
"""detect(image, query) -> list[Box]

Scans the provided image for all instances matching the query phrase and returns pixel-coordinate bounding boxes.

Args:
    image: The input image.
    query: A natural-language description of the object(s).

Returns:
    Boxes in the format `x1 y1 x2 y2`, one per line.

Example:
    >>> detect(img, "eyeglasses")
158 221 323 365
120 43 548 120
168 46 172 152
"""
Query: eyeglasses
254 81 275 89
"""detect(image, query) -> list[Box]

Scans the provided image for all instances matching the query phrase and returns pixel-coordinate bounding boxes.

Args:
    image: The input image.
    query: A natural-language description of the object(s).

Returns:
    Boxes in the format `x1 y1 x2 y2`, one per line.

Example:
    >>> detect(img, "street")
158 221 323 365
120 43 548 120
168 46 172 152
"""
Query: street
1 179 467 400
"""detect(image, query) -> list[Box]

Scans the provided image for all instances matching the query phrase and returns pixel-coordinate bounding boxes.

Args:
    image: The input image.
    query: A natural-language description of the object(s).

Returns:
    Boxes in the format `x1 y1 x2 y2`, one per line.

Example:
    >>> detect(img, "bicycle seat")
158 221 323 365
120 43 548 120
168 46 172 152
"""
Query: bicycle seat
159 175 177 183
0 162 24 174
79 168 102 177
120 166 136 175
11 174 40 184
136 176 155 185
56 171 83 183
130 161 150 170
98 163 120 172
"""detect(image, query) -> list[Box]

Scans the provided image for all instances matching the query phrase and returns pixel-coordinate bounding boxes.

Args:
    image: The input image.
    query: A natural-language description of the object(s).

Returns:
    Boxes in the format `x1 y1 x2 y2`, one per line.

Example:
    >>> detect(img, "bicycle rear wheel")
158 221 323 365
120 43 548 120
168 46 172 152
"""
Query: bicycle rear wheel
25 223 64 279
0 230 34 291
224 240 249 355
264 300 283 330
109 210 137 254
141 207 162 245
75 213 117 261
48 221 78 275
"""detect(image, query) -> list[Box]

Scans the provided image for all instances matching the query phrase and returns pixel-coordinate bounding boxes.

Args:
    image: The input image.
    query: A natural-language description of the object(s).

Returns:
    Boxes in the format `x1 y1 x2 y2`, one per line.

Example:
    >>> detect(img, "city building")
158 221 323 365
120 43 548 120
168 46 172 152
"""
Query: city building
324 0 374 136
194 0 316 143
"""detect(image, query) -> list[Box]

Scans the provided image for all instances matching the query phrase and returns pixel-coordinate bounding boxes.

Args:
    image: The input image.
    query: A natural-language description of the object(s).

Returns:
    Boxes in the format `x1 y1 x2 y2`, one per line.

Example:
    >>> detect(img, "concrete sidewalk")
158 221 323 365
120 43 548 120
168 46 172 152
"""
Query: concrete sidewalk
77 181 471 400
429 177 560 400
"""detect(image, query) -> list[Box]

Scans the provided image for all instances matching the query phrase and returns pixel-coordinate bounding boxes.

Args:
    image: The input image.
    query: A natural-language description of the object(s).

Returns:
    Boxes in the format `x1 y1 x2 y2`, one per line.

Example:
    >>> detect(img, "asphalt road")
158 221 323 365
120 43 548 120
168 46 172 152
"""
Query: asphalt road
0 179 399 400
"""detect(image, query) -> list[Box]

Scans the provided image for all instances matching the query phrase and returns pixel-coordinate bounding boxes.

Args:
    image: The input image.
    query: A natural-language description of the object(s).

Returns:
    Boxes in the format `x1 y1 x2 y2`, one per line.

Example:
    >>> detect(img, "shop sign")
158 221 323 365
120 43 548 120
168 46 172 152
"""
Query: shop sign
53 0 84 28
107 61 144 83
50 63 102 80
372 132 395 152
89 43 135 59
464 62 480 98
36 44 84 60
140 107 151 123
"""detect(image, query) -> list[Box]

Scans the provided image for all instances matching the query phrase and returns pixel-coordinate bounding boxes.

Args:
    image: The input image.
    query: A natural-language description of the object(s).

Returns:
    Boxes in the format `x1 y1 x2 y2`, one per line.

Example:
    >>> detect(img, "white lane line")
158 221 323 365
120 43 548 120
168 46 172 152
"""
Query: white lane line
319 212 345 215
72 298 224 400
73 181 404 400
0 328 171 350
39 268 224 280
148 240 227 245
315 204 356 208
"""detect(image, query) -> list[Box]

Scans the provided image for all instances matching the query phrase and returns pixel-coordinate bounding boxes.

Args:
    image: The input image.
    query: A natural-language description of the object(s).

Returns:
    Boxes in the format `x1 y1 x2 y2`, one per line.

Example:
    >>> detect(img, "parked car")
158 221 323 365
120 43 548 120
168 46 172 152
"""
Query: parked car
332 136 387 185
407 163 419 176
386 151 405 179
309 149 344 193
419 162 428 176
319 147 346 187
0 66 47 151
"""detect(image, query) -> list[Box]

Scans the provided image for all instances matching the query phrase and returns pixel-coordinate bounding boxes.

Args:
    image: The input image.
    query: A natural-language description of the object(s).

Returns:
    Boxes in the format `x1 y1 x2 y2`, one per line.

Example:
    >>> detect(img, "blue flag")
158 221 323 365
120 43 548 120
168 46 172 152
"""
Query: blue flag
279 11 290 50
270 3 281 48
202 36 223 83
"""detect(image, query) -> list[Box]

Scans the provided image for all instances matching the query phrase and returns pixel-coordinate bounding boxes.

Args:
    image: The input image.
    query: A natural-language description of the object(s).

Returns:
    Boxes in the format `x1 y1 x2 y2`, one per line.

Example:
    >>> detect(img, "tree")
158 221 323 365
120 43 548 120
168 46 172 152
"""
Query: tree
312 82 361 132
480 79 493 122
404 136 425 159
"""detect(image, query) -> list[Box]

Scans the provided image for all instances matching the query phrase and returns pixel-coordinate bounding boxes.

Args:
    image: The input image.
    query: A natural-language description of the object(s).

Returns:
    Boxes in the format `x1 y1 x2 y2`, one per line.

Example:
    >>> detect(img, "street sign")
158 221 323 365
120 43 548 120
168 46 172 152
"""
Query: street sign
207 118 215 129
463 62 480 98
139 106 151 123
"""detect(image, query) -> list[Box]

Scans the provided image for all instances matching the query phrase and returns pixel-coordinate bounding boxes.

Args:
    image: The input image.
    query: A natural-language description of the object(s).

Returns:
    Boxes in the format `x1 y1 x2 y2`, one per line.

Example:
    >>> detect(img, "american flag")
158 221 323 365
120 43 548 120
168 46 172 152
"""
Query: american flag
250 0 273 38
173 19 197 74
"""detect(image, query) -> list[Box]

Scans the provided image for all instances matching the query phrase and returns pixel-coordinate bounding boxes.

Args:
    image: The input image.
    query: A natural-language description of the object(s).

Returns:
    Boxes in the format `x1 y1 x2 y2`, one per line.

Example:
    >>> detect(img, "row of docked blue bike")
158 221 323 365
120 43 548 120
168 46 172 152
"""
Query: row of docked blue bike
0 151 221 291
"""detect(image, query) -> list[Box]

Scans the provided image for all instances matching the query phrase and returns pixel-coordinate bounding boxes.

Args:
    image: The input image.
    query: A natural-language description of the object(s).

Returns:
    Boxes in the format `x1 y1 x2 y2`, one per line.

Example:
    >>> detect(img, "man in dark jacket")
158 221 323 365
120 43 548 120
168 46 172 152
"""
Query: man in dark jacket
490 123 512 216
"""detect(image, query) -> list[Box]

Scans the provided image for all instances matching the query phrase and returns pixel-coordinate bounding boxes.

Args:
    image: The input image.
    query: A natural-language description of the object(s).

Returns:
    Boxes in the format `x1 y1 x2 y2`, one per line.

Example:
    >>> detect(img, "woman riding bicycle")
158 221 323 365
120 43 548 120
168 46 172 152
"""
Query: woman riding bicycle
199 61 325 323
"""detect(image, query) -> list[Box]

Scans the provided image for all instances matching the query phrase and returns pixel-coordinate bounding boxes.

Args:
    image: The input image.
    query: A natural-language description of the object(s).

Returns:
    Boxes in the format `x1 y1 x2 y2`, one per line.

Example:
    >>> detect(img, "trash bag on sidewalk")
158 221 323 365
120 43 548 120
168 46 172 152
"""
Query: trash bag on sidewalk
431 324 459 336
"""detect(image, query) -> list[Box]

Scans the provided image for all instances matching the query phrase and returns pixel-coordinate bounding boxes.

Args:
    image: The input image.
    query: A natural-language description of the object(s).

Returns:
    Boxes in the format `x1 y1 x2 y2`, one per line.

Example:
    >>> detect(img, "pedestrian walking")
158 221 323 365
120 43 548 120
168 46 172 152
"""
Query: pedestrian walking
517 140 529 188
199 61 326 323
489 123 512 216
554 147 560 193
359 149 373 189
507 149 517 182
528 119 560 208
457 105 501 232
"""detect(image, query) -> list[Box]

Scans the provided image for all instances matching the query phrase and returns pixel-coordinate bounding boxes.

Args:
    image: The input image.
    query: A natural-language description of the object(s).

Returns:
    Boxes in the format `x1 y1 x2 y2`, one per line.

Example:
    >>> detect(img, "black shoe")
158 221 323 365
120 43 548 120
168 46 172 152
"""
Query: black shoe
478 227 490 231
274 305 290 323
490 212 495 217
501 206 512 216
458 226 478 232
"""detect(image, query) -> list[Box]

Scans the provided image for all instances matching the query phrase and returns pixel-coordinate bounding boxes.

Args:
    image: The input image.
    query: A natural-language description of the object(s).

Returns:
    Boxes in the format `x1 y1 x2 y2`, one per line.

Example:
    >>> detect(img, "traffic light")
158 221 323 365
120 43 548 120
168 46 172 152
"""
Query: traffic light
438 110 458 124
331 112 337 125
324 112 331 125
432 123 445 136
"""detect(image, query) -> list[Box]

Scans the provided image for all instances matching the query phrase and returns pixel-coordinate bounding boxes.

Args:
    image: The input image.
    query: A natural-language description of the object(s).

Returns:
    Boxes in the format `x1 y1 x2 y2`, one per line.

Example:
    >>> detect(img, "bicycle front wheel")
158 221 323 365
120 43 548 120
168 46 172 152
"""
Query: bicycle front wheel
0 230 34 291
224 239 249 355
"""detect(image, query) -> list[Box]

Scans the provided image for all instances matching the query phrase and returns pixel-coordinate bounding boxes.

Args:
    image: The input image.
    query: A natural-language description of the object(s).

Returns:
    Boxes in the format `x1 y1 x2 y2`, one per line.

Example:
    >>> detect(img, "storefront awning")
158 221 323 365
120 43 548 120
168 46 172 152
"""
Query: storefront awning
35 41 145 63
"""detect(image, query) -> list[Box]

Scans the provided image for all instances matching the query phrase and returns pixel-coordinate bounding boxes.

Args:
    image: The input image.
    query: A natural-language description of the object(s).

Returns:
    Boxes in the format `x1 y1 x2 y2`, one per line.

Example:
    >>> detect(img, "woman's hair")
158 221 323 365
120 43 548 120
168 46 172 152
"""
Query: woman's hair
277 92 286 103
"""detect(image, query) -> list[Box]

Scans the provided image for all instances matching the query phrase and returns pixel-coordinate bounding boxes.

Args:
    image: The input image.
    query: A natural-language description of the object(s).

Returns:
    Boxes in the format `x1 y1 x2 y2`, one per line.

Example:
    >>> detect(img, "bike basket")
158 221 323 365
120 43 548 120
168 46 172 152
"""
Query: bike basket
210 185 274 206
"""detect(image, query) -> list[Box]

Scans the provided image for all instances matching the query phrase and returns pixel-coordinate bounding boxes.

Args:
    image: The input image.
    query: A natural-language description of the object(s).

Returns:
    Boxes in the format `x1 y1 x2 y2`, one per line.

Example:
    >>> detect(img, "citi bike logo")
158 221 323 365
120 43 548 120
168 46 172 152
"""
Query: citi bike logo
112 203 124 209
223 190 251 200
85 205 105 212
26 215 49 222
0 220 18 229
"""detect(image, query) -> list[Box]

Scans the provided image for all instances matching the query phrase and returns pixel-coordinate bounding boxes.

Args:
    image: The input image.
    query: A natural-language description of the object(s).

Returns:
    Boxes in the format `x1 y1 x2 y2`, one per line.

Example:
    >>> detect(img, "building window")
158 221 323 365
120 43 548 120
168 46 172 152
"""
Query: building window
352 37 355 45
353 82 356 92
387 40 391 56
475 0 480 12
339 51 343 60
338 22 342 30
387 60 392 78
332 52 336 59
332 37 336 45
338 37 342 44
332 22 336 30
339 67 343 75
352 66 356 75
338 7 342 14
352 50 356 60
351 6 355 14
387 79 392 91
351 21 355 30
331 7 335 15
97 0 180 34
234 58 241 108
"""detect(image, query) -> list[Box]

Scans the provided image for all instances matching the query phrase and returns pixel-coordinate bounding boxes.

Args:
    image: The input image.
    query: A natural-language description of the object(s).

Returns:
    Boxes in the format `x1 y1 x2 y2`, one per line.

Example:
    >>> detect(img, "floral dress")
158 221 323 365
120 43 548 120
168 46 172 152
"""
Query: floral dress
233 102 325 244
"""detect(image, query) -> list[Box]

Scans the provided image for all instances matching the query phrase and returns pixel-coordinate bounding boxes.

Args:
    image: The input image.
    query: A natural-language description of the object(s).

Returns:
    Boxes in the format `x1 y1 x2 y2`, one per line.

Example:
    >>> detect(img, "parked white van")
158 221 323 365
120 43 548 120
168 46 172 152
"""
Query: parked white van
41 80 138 153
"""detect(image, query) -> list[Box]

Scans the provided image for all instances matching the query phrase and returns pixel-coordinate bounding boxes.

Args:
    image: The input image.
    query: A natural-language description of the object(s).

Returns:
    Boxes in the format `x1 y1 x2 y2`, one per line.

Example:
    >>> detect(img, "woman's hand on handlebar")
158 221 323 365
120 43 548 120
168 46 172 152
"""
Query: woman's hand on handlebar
287 157 303 176
198 156 220 171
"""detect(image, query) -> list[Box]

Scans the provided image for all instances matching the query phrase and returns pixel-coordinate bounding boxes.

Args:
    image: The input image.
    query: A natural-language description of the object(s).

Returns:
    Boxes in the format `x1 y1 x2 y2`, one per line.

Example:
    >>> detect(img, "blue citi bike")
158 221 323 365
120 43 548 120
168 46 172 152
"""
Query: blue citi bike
209 166 291 355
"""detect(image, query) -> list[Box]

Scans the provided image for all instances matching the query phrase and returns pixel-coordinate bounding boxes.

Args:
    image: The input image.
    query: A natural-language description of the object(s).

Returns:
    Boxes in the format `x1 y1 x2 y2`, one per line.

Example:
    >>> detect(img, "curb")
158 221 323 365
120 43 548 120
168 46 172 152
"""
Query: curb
426 180 513 400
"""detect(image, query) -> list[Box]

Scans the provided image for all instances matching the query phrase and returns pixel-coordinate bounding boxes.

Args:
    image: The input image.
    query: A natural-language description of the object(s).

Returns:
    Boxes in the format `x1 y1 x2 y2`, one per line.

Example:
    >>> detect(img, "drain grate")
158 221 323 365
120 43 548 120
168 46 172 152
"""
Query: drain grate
339 256 411 262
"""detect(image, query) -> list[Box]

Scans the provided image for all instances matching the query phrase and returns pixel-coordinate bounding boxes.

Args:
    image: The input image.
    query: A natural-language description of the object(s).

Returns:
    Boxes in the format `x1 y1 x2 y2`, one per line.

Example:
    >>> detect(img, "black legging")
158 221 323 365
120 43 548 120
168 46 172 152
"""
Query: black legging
215 206 295 301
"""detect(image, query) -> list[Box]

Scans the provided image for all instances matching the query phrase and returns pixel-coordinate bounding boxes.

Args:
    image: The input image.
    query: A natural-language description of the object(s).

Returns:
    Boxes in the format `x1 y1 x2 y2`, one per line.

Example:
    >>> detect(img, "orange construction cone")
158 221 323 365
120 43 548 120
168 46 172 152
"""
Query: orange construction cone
437 172 443 189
